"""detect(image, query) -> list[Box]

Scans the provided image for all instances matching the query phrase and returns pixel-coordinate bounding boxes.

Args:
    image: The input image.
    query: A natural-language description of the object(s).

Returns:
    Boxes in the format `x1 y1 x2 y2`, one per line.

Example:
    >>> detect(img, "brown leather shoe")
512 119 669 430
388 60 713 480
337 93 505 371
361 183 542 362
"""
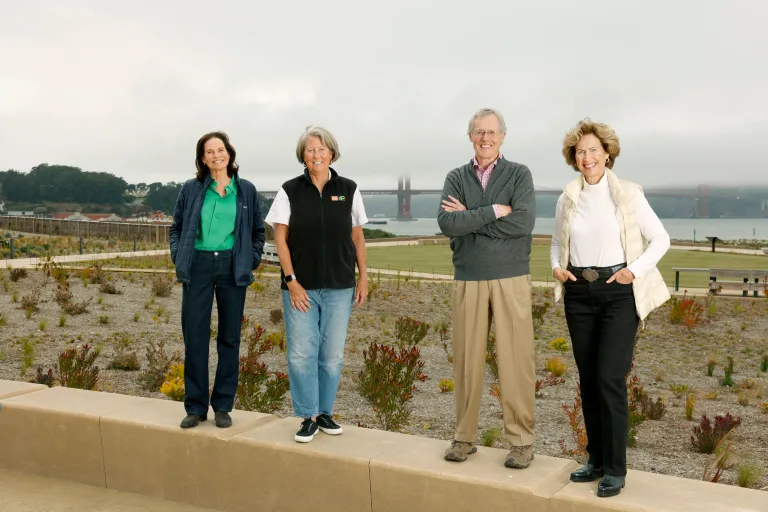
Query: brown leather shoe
444 441 478 462
504 445 534 469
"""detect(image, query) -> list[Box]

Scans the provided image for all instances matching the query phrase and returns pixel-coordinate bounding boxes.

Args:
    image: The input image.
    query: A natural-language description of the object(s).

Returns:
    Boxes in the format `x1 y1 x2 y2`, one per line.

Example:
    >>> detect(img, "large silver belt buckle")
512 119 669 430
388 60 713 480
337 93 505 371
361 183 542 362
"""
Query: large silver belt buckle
582 268 599 282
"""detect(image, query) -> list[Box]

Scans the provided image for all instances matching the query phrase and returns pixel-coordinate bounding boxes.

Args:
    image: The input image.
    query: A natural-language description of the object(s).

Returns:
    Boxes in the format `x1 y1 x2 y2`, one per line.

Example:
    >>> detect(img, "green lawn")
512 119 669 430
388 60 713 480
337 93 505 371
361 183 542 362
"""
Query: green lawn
366 245 768 288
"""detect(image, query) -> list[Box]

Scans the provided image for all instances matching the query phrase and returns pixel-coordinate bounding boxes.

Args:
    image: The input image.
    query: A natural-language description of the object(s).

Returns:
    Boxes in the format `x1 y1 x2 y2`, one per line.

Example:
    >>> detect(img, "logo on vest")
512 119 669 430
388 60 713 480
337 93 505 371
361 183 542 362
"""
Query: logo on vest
331 196 346 201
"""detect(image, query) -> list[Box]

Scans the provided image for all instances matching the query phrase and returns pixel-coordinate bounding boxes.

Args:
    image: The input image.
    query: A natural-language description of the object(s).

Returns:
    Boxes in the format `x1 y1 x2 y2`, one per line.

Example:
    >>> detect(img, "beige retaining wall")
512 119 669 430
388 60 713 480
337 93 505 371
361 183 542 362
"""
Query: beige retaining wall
0 380 765 511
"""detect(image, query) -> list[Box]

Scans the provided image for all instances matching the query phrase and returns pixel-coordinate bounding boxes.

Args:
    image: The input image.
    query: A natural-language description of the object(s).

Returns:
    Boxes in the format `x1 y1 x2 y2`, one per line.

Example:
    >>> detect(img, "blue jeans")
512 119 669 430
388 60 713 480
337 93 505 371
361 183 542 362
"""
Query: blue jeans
282 288 355 418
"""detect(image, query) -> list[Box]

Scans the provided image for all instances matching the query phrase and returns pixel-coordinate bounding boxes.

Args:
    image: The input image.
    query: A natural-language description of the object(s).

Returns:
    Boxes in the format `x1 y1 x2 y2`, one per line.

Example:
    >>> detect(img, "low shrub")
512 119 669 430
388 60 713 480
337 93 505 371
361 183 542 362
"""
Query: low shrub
62 298 91 315
357 342 426 431
531 301 550 332
545 357 567 377
736 463 763 488
235 324 290 414
547 337 569 353
706 356 717 377
9 268 28 282
438 378 454 393
160 363 185 402
30 367 55 387
691 413 741 454
99 282 121 295
685 392 696 420
394 316 430 348
138 339 181 391
107 349 141 371
480 427 501 447
434 321 452 363
535 375 565 394
720 357 735 387
20 288 44 314
268 308 283 325
56 344 100 390
669 383 690 398
150 275 175 297
559 384 587 457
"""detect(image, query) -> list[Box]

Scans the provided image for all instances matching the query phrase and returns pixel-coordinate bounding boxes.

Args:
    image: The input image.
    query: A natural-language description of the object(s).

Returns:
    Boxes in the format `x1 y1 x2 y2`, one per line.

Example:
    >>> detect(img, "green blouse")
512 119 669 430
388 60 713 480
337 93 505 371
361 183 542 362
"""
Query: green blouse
195 178 237 251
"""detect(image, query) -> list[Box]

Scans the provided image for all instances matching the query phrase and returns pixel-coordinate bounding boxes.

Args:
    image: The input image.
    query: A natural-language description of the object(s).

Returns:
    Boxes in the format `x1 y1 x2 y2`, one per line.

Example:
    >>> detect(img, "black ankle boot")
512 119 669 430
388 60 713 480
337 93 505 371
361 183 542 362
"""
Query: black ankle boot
570 462 604 483
597 475 625 498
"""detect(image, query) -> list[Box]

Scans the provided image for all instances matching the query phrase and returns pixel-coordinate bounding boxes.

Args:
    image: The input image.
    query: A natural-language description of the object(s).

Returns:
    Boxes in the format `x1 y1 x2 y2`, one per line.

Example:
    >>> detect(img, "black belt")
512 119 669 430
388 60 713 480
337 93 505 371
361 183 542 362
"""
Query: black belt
568 263 627 282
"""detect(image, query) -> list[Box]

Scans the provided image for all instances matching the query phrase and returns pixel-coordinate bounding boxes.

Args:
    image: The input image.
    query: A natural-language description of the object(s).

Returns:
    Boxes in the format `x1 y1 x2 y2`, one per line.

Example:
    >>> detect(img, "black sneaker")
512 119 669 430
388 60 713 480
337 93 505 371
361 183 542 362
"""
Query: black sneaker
294 418 318 443
316 413 343 435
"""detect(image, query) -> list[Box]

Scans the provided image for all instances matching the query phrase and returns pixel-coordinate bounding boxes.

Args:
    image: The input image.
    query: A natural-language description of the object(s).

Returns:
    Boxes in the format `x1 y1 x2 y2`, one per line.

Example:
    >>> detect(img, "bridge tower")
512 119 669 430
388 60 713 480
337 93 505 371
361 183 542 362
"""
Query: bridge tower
696 185 710 219
396 176 413 220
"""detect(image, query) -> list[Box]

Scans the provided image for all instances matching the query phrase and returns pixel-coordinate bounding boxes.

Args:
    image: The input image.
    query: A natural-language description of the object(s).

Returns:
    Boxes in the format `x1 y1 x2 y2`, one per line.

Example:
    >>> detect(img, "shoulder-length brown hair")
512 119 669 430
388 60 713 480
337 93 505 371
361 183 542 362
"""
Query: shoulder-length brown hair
195 131 239 181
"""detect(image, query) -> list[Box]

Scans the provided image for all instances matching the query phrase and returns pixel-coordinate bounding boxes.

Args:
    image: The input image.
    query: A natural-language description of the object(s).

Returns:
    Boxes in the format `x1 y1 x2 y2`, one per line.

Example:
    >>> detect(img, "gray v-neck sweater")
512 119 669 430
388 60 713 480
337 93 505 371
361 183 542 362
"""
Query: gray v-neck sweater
436 157 536 280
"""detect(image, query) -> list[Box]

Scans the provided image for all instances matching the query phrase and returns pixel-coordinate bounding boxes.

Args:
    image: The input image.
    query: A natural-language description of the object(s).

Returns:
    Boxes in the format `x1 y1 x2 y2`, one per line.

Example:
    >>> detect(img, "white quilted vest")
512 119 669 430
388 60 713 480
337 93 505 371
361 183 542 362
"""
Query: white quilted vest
553 169 670 321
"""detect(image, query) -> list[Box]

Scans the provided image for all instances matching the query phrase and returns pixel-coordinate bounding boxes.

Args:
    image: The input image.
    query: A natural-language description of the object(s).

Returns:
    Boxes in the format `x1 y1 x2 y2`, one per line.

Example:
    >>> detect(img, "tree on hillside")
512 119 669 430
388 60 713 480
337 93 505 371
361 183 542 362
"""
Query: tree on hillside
145 182 182 213
0 164 127 206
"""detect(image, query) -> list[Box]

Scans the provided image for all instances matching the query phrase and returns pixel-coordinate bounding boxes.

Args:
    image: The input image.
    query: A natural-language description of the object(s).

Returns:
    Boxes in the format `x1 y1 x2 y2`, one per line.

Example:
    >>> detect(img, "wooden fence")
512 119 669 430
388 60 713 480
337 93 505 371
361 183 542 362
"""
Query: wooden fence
0 216 170 244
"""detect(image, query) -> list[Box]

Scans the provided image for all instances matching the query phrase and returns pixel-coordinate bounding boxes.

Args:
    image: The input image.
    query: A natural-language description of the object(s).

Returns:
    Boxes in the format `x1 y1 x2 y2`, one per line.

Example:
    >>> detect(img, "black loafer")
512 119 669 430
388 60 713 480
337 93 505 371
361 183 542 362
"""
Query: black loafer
570 462 604 483
180 414 207 429
214 411 232 428
597 475 625 498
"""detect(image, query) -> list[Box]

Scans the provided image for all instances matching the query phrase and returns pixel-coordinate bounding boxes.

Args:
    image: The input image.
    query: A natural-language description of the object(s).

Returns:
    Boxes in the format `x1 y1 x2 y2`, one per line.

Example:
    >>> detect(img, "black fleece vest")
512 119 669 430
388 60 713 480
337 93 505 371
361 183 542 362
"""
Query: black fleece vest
281 168 358 290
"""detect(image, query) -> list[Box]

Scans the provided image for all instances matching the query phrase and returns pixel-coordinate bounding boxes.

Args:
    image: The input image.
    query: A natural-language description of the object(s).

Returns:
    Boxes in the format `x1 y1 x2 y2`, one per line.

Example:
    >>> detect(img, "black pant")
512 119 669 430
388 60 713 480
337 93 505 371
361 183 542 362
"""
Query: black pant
181 250 247 415
564 277 639 477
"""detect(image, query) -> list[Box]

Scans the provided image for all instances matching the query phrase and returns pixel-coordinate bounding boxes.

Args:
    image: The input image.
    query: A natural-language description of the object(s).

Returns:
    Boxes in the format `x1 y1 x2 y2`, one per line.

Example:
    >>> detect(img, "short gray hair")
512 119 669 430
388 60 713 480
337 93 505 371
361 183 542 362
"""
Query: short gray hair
467 108 507 135
295 126 341 164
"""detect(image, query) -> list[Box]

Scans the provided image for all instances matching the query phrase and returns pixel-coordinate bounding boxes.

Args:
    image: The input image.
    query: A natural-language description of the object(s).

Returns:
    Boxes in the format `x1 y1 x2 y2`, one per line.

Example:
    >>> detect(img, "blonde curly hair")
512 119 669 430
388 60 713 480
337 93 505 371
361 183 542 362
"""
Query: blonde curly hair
562 118 621 172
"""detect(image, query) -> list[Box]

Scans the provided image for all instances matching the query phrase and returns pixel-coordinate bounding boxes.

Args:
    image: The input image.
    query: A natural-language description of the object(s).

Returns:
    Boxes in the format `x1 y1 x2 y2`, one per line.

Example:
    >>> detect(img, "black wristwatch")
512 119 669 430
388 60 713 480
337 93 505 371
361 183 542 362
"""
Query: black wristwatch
284 274 297 283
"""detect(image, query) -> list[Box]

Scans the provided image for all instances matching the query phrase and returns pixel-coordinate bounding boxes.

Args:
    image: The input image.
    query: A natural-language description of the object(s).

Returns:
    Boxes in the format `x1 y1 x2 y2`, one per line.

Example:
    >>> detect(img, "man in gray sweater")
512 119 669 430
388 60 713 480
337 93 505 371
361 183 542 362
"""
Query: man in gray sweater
438 108 536 469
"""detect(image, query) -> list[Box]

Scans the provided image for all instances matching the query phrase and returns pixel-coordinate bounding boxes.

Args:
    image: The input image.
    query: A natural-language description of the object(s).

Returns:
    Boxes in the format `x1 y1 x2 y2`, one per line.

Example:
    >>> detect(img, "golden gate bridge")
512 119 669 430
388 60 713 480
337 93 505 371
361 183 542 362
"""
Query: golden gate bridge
260 178 727 220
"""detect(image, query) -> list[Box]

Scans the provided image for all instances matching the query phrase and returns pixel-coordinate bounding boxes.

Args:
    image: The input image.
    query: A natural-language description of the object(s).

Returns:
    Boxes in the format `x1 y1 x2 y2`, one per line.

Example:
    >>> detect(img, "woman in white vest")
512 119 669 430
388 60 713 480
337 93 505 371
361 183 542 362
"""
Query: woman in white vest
550 119 670 498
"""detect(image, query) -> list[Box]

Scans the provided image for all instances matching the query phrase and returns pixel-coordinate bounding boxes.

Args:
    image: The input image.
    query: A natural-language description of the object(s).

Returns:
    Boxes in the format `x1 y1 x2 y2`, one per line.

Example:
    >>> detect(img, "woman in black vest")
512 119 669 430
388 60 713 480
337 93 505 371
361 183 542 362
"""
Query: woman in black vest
265 126 369 442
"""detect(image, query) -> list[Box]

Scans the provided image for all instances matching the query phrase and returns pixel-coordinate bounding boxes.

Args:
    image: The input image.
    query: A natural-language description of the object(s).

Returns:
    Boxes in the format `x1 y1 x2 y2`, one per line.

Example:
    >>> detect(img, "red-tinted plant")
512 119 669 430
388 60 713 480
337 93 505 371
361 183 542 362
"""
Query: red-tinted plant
236 323 290 413
394 316 430 348
56 344 100 390
680 291 703 329
357 342 426 431
559 384 588 457
691 413 741 454
535 375 566 393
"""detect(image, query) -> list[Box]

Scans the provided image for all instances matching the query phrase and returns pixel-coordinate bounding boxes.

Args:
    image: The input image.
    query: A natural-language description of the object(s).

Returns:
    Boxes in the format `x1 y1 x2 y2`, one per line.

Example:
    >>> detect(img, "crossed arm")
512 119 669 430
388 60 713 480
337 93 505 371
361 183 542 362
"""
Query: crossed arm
436 168 536 239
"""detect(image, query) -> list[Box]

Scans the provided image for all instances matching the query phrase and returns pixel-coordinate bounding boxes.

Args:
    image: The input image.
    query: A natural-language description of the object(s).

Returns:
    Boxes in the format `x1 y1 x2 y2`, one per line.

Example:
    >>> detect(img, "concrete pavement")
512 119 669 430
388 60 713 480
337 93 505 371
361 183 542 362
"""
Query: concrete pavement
0 469 217 512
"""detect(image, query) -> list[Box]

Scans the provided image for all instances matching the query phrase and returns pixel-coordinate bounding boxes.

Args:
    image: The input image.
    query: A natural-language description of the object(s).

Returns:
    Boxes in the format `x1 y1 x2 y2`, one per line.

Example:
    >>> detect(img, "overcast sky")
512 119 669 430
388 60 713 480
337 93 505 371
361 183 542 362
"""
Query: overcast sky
1 1 766 191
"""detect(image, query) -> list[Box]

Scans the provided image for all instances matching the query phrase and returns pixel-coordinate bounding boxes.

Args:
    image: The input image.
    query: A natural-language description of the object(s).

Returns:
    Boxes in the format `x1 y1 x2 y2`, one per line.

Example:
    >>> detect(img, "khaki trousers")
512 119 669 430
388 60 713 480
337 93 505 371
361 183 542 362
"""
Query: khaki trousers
452 275 535 446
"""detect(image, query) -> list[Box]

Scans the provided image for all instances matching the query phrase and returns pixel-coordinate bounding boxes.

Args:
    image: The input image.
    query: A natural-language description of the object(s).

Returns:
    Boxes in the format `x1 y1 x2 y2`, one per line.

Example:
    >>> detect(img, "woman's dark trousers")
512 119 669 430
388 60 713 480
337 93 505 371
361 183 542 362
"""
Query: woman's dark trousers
181 250 247 416
564 278 639 477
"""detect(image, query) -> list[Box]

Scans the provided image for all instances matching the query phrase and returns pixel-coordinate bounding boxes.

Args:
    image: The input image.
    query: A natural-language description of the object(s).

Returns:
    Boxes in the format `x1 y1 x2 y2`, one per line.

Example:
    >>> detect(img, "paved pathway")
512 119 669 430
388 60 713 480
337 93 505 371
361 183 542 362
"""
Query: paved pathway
0 469 216 512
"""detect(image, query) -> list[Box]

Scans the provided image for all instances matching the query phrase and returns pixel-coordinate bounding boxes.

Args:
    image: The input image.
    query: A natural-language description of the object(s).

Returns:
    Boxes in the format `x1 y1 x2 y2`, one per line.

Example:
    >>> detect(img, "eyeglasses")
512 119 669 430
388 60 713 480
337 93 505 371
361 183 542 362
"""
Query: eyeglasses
473 130 500 139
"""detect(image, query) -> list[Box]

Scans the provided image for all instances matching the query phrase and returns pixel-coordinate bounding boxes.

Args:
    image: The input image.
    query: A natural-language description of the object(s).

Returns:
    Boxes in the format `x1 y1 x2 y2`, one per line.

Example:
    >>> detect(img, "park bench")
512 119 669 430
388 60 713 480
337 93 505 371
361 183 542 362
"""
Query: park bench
672 267 768 297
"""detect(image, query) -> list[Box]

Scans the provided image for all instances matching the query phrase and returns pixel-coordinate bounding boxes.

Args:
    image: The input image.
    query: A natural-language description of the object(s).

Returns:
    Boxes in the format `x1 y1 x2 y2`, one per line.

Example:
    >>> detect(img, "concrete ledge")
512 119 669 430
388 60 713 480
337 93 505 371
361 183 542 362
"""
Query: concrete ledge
0 386 152 486
226 417 399 512
370 435 578 511
0 380 47 401
0 380 765 512
549 469 768 512
100 398 276 510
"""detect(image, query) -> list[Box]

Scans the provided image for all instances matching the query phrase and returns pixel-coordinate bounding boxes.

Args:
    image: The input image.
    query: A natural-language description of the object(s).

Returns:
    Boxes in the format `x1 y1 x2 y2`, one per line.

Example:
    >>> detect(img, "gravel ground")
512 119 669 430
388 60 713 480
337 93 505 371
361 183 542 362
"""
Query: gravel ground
1 268 766 491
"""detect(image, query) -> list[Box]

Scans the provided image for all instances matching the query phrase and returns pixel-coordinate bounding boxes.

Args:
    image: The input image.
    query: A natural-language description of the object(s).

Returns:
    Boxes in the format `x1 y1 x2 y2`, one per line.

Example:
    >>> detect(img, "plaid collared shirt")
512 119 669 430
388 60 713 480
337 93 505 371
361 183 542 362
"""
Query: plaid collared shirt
473 154 502 218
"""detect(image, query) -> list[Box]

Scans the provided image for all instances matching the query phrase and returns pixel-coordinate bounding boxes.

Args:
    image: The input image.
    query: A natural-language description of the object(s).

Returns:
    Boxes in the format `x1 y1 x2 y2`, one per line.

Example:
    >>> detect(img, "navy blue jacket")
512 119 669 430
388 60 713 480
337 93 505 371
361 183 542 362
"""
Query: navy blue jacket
169 173 265 286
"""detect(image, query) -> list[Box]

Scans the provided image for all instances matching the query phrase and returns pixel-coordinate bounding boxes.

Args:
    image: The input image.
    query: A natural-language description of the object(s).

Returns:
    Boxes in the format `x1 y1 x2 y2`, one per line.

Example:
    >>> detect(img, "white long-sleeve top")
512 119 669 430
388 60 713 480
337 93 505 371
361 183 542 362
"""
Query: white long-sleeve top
549 175 670 279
